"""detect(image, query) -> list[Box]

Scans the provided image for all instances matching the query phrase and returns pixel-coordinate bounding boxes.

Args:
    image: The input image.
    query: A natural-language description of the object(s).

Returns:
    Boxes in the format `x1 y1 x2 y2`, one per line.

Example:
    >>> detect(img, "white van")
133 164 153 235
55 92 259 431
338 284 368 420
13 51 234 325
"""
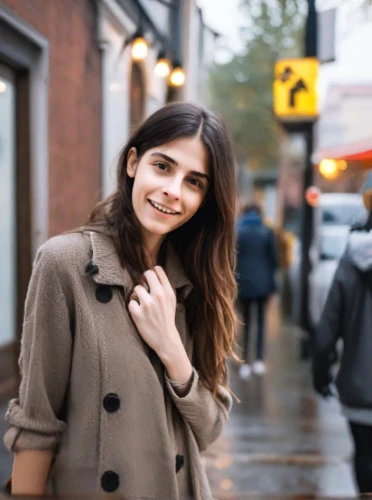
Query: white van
314 193 367 228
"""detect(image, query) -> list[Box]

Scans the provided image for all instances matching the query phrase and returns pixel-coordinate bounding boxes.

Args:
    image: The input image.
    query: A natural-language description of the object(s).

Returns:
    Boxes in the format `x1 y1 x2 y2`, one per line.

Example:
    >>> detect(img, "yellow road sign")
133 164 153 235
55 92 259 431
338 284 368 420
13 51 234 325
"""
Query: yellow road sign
273 57 319 123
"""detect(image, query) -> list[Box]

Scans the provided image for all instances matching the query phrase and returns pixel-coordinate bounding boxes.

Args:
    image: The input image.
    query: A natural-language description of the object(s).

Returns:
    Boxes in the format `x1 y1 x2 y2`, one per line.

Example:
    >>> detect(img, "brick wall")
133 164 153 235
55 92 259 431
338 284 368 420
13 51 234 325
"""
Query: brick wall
1 0 102 235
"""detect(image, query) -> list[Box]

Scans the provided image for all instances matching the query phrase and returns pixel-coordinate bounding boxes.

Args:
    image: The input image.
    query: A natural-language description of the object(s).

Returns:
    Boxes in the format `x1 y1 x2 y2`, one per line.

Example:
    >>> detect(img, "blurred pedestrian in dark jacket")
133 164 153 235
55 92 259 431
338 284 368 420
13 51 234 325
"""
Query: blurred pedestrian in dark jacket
312 172 372 494
236 204 277 379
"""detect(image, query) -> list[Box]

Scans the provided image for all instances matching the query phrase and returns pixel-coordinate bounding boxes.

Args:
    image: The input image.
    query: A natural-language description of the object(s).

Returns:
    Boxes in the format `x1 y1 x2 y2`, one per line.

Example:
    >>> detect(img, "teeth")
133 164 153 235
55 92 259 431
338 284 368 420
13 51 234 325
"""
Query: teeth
149 200 177 215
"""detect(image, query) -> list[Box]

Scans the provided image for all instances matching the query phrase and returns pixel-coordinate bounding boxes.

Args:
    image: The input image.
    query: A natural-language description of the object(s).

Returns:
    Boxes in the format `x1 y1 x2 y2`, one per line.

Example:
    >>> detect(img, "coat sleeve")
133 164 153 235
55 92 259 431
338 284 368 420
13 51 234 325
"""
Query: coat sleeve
3 242 73 454
311 262 344 391
165 368 233 452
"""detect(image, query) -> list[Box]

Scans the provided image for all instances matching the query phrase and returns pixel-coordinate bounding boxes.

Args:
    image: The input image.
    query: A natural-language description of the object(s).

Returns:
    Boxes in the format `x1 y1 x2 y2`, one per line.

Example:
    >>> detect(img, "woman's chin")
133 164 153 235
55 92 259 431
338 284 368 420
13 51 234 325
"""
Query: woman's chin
140 220 173 237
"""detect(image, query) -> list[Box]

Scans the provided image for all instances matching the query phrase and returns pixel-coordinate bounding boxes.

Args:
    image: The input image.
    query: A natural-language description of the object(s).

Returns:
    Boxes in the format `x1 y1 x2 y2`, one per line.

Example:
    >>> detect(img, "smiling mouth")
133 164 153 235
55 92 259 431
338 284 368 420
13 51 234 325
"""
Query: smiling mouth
148 199 180 215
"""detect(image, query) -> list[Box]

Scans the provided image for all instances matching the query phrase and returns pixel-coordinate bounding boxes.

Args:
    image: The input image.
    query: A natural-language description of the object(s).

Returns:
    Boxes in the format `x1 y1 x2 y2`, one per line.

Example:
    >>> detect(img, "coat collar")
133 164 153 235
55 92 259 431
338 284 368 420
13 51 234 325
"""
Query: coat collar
88 230 193 298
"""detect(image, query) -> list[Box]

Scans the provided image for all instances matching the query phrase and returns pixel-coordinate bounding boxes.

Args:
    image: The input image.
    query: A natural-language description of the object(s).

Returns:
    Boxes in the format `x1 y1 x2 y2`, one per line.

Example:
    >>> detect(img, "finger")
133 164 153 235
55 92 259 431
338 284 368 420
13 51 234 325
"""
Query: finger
129 291 139 303
134 285 151 305
144 270 163 295
153 266 174 295
128 299 141 318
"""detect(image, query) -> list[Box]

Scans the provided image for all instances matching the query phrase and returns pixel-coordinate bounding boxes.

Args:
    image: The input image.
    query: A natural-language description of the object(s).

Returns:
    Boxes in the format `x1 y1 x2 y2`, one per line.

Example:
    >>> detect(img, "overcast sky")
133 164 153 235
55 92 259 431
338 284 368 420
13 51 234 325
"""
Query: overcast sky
198 0 372 104
197 0 244 61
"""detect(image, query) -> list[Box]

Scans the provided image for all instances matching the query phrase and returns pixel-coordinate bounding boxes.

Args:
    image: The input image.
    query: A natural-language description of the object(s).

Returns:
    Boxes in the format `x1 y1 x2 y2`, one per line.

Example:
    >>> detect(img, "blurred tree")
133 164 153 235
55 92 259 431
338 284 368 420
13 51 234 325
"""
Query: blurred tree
208 0 306 170
322 0 372 8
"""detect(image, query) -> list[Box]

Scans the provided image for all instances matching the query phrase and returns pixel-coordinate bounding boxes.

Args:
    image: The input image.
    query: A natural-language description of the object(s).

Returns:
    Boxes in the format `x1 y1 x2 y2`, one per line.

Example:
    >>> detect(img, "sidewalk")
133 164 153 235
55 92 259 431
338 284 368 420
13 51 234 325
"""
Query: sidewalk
204 298 356 498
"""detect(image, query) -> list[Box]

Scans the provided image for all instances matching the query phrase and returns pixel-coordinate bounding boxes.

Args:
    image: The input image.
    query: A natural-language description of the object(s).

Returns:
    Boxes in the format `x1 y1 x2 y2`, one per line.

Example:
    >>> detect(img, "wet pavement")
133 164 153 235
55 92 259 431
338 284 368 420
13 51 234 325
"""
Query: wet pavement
204 298 356 498
0 299 357 497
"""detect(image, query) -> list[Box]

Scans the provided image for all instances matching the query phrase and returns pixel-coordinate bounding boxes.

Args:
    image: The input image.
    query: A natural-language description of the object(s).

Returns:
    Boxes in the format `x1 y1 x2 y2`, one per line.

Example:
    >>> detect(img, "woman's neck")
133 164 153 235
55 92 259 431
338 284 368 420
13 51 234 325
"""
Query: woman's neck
142 233 165 268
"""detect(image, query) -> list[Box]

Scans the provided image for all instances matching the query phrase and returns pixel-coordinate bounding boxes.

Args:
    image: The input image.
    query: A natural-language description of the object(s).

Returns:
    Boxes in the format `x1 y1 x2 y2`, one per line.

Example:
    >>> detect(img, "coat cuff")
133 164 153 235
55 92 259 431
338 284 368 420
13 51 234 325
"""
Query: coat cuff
165 367 203 404
166 369 195 398
4 398 66 454
3 427 61 454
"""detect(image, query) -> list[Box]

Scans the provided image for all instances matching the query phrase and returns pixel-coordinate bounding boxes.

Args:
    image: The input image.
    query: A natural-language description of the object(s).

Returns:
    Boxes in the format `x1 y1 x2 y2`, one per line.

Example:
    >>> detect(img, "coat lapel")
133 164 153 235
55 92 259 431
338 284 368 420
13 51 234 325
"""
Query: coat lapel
89 231 132 288
164 242 193 301
88 230 194 298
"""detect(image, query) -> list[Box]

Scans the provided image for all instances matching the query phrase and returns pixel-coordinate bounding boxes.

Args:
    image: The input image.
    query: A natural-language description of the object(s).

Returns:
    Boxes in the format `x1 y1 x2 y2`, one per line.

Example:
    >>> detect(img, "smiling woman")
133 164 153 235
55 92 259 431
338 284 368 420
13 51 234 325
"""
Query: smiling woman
125 135 210 254
4 102 237 500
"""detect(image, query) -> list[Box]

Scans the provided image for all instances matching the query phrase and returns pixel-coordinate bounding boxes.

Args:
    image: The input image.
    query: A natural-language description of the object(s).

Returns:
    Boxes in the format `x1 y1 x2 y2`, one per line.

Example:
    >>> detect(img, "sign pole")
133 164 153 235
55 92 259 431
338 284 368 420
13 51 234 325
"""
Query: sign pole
299 0 317 358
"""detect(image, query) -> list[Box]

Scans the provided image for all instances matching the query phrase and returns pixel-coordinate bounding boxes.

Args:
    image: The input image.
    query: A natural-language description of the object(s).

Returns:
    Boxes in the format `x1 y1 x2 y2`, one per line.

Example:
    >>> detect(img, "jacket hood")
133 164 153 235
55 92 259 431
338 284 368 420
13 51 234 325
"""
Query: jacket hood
239 212 262 227
348 230 372 272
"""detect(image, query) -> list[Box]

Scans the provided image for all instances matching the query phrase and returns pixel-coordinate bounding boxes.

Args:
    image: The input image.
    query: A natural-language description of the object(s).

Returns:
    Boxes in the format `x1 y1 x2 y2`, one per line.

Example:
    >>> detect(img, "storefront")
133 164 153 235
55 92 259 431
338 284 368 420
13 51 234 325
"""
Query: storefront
313 137 372 192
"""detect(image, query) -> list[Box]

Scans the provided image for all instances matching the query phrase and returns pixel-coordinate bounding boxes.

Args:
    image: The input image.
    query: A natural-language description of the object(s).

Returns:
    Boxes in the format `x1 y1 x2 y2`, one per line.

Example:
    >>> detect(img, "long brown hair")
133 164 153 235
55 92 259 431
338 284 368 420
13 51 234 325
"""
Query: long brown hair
88 102 237 395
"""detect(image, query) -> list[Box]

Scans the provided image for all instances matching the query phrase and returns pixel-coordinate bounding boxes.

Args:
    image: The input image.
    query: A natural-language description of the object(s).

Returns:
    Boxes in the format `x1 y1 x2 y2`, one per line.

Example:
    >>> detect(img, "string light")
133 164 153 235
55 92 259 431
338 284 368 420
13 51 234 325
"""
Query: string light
131 35 148 60
154 54 171 78
169 65 185 87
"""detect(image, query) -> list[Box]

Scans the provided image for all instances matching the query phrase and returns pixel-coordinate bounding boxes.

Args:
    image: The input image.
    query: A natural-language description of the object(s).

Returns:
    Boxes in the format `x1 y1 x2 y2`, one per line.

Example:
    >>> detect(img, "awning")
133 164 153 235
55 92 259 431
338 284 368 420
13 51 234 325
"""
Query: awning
312 137 372 164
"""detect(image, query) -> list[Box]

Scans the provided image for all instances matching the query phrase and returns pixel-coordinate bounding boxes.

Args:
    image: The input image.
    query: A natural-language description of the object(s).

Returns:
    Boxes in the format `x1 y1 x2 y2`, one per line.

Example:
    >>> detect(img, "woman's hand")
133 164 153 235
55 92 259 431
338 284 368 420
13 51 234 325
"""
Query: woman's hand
128 266 180 358
128 266 192 384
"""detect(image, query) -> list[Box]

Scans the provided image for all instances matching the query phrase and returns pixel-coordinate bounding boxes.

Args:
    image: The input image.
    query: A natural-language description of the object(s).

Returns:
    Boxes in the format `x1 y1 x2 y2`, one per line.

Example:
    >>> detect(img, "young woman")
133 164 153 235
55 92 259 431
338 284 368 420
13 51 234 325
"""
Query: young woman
4 102 237 499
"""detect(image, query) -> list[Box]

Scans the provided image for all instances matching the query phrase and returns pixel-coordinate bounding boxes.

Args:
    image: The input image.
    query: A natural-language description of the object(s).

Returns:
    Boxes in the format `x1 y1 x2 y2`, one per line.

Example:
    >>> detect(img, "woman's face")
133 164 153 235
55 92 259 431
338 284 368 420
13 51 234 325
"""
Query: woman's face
127 136 210 244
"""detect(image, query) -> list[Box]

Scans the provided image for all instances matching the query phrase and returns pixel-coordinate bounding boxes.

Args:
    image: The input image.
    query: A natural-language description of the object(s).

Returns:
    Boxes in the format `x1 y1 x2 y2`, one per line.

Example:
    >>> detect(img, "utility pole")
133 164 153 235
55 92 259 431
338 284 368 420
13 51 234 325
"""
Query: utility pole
299 0 317 358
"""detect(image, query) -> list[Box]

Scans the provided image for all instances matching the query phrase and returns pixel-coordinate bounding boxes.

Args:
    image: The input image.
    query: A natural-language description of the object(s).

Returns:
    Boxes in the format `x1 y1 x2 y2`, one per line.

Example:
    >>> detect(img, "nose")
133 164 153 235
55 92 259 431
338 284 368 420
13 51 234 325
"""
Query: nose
162 177 181 200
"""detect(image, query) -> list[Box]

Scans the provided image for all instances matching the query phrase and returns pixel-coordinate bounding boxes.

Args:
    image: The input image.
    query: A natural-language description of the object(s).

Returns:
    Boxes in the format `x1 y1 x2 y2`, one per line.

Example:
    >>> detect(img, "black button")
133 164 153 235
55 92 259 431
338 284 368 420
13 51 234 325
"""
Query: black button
176 454 184 473
103 393 120 413
85 260 99 276
101 470 119 492
96 285 113 303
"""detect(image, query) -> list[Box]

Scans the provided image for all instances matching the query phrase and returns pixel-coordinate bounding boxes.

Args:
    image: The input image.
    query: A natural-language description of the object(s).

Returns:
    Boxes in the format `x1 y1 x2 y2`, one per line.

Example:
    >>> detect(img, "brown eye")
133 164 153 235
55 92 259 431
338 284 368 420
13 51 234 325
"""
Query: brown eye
155 162 170 172
189 178 203 189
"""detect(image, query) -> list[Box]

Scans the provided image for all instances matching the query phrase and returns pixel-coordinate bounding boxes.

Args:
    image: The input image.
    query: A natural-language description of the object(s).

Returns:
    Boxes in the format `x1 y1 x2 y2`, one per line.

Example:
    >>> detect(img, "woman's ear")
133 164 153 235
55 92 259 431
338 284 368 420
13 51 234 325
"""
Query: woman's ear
127 147 138 178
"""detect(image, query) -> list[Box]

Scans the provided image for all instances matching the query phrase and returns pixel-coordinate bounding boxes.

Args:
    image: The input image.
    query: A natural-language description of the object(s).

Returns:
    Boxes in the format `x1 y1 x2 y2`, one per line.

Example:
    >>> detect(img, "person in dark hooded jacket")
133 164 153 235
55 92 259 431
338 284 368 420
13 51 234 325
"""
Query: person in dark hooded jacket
236 204 277 378
312 173 372 493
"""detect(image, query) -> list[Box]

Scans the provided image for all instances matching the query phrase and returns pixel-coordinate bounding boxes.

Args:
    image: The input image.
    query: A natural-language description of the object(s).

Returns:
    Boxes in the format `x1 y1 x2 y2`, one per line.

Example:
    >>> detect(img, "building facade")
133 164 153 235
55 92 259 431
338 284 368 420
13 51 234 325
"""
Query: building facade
0 0 102 401
0 0 215 402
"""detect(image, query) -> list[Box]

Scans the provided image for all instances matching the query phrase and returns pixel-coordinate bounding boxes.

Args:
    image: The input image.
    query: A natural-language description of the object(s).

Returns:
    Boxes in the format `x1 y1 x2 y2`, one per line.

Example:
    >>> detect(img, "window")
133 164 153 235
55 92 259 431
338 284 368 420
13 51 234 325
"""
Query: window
0 64 16 348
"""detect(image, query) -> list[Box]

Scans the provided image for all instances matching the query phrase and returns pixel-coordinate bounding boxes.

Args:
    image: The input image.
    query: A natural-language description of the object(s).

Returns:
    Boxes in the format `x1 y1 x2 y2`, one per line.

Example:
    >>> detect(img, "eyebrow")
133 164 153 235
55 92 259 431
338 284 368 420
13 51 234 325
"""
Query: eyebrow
150 152 211 182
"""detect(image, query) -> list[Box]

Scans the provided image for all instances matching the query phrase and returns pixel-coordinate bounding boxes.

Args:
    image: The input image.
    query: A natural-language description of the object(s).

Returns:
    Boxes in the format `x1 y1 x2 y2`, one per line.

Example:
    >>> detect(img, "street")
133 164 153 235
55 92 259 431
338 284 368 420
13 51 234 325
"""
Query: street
205 298 356 498
0 299 356 497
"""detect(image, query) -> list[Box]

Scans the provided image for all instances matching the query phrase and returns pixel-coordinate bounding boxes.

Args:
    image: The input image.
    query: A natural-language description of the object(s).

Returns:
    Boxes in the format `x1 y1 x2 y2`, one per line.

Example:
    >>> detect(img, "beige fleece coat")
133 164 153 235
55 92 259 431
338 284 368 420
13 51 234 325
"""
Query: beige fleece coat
4 230 232 499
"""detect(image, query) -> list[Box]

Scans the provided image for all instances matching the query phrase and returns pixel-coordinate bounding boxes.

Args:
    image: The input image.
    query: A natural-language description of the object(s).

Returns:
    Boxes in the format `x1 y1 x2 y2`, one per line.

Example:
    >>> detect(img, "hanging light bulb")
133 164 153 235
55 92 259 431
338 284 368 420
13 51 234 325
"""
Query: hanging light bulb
131 33 148 61
169 64 185 87
154 52 171 78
